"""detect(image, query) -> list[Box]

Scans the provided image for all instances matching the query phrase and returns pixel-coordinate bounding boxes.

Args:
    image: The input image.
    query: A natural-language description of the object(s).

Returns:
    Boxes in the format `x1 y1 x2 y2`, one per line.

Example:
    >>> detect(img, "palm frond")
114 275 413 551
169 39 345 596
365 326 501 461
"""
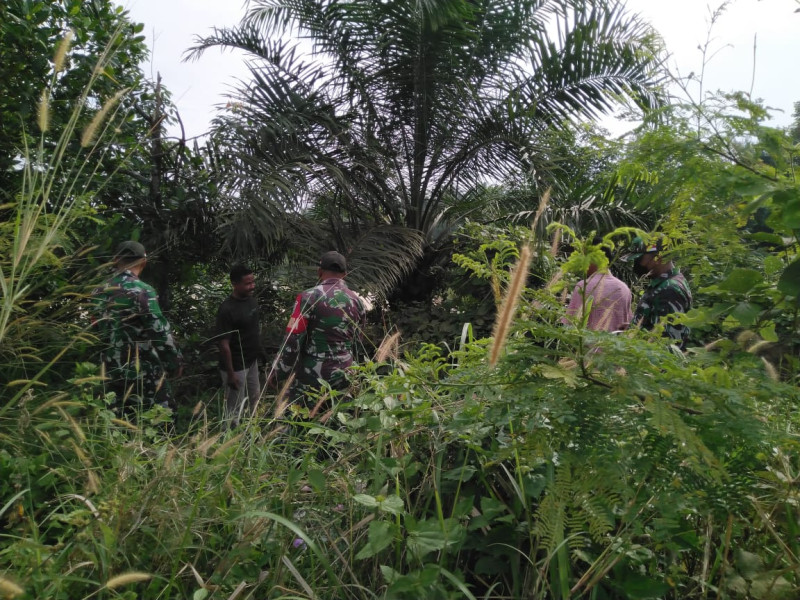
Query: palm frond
191 0 666 296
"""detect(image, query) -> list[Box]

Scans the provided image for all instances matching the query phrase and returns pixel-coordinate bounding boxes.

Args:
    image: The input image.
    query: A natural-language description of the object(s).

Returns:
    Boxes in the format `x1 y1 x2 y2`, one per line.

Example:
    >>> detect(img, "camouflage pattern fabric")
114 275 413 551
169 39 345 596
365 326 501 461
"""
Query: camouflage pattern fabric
93 270 182 407
274 278 365 394
633 267 693 347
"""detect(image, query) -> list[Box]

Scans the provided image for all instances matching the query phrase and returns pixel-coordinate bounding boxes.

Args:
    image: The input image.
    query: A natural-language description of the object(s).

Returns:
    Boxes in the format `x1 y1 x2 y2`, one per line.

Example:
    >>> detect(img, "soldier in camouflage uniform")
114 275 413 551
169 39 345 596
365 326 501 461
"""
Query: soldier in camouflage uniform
270 251 366 404
93 241 183 413
627 236 693 348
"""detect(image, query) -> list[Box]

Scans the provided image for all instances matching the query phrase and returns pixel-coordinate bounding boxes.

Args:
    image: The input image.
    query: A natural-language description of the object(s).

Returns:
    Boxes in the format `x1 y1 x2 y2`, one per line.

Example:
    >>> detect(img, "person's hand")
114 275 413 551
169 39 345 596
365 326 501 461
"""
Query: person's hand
227 372 240 390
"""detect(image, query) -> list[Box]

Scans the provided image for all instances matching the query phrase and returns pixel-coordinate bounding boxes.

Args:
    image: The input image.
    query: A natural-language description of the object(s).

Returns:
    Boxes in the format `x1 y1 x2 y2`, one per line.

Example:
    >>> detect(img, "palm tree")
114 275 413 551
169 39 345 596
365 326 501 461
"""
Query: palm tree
189 0 664 298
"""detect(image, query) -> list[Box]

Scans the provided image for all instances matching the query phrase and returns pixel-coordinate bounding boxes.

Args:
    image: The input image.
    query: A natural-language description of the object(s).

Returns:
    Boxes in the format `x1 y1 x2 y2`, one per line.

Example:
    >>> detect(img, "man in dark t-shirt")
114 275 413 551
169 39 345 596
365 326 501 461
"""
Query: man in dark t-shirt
215 264 262 427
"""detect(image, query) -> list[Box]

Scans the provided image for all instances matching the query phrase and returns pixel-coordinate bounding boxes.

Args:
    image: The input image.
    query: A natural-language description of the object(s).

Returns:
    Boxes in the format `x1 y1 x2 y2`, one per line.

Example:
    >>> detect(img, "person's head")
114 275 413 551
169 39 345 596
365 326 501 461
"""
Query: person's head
586 235 613 275
318 251 347 279
626 235 673 278
230 264 255 298
113 241 147 273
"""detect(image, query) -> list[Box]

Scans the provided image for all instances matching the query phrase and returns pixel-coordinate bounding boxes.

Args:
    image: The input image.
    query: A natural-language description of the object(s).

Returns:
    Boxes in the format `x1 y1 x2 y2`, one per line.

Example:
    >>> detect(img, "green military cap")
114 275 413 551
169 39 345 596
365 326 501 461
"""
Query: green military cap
623 235 665 262
115 240 147 260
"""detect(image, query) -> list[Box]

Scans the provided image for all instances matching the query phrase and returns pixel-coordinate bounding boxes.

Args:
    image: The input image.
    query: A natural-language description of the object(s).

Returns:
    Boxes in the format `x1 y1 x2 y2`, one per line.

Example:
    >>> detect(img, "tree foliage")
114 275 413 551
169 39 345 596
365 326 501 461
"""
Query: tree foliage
189 0 665 297
0 0 149 201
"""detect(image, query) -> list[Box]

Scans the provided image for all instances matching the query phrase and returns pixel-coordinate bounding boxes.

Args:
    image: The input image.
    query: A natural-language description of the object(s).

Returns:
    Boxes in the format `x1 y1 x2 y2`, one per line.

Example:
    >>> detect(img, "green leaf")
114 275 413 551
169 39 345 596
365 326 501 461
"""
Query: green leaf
380 565 401 584
758 322 778 342
717 268 762 293
193 589 209 600
352 493 405 515
777 258 800 297
731 302 762 327
406 518 466 559
539 364 579 388
748 232 785 246
774 189 800 229
306 468 325 492
355 520 394 560
618 572 671 599
379 495 405 515
442 465 476 481
763 254 784 276
353 494 379 508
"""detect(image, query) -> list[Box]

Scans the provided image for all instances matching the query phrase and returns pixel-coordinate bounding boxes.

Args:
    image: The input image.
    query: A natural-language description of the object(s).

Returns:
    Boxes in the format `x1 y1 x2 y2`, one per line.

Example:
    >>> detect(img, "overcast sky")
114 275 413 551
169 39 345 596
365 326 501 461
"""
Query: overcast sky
123 0 800 139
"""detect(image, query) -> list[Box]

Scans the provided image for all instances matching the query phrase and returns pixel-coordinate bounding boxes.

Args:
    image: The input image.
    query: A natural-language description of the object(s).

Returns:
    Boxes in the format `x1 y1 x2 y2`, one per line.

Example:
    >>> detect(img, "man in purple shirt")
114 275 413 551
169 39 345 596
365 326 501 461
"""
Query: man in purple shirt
565 239 632 332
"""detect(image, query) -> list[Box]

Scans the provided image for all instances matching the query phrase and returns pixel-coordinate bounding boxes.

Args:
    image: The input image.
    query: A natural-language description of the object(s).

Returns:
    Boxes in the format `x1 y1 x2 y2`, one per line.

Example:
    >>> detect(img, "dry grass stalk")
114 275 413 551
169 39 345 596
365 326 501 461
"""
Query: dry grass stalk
178 562 219 592
81 89 127 147
226 580 249 600
57 405 86 443
30 393 69 415
63 493 100 519
549 227 562 258
308 391 330 419
747 340 772 355
37 89 50 133
273 372 296 419
164 447 176 470
543 269 563 296
196 433 222 457
530 187 552 234
110 418 139 431
69 439 90 466
53 31 73 74
0 577 24 598
211 433 243 459
761 357 779 381
374 331 401 363
86 470 100 495
736 329 759 348
280 556 313 599
489 245 532 367
104 572 152 589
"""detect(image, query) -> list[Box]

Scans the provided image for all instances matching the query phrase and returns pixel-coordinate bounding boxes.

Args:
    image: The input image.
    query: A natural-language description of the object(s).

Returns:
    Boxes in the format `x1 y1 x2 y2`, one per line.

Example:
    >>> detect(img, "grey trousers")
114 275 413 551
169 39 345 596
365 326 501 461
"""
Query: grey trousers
220 360 260 427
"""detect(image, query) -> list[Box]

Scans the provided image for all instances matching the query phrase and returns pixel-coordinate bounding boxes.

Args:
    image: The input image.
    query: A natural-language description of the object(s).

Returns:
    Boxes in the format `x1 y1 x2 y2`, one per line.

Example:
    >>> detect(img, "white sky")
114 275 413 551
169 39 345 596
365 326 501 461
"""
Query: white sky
124 0 800 139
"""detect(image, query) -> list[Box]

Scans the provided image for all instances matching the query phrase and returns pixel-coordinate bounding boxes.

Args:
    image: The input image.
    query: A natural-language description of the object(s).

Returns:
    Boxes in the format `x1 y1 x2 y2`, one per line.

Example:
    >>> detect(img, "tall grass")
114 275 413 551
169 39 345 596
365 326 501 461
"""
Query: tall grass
0 27 133 413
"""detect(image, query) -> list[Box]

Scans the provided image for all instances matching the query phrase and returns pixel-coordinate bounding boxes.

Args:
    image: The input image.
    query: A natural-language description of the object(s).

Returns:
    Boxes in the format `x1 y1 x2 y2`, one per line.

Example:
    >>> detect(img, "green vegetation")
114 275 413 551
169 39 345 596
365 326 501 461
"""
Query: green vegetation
1 1 798 599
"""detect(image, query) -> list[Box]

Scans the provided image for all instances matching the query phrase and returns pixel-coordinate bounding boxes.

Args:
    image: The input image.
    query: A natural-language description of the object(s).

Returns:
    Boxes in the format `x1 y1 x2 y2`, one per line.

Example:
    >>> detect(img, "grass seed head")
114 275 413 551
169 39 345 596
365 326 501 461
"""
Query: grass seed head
54 31 74 74
0 577 24 598
761 357 779 381
38 90 50 133
531 187 552 234
81 89 126 147
104 572 152 589
489 245 532 367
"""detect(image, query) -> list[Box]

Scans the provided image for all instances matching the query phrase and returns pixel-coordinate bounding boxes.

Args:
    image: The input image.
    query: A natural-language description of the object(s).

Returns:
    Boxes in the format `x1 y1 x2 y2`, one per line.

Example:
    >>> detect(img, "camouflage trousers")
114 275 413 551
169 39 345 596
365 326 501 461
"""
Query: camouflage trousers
104 361 173 415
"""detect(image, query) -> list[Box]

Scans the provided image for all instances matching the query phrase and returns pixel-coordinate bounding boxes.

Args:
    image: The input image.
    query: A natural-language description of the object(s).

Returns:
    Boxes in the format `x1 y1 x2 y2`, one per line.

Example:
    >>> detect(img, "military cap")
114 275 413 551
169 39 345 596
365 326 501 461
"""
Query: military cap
624 236 665 262
115 240 147 260
319 250 347 272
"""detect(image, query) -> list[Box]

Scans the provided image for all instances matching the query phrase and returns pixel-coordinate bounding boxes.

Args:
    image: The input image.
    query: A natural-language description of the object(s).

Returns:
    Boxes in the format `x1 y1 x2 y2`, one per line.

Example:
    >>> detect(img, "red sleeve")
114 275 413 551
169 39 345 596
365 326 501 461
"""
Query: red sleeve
285 294 308 334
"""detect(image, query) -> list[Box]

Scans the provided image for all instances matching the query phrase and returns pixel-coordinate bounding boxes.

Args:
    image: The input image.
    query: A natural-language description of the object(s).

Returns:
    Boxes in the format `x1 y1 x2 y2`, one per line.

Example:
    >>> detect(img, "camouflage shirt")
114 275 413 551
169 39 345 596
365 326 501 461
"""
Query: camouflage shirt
274 277 366 389
633 267 692 346
93 270 182 403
